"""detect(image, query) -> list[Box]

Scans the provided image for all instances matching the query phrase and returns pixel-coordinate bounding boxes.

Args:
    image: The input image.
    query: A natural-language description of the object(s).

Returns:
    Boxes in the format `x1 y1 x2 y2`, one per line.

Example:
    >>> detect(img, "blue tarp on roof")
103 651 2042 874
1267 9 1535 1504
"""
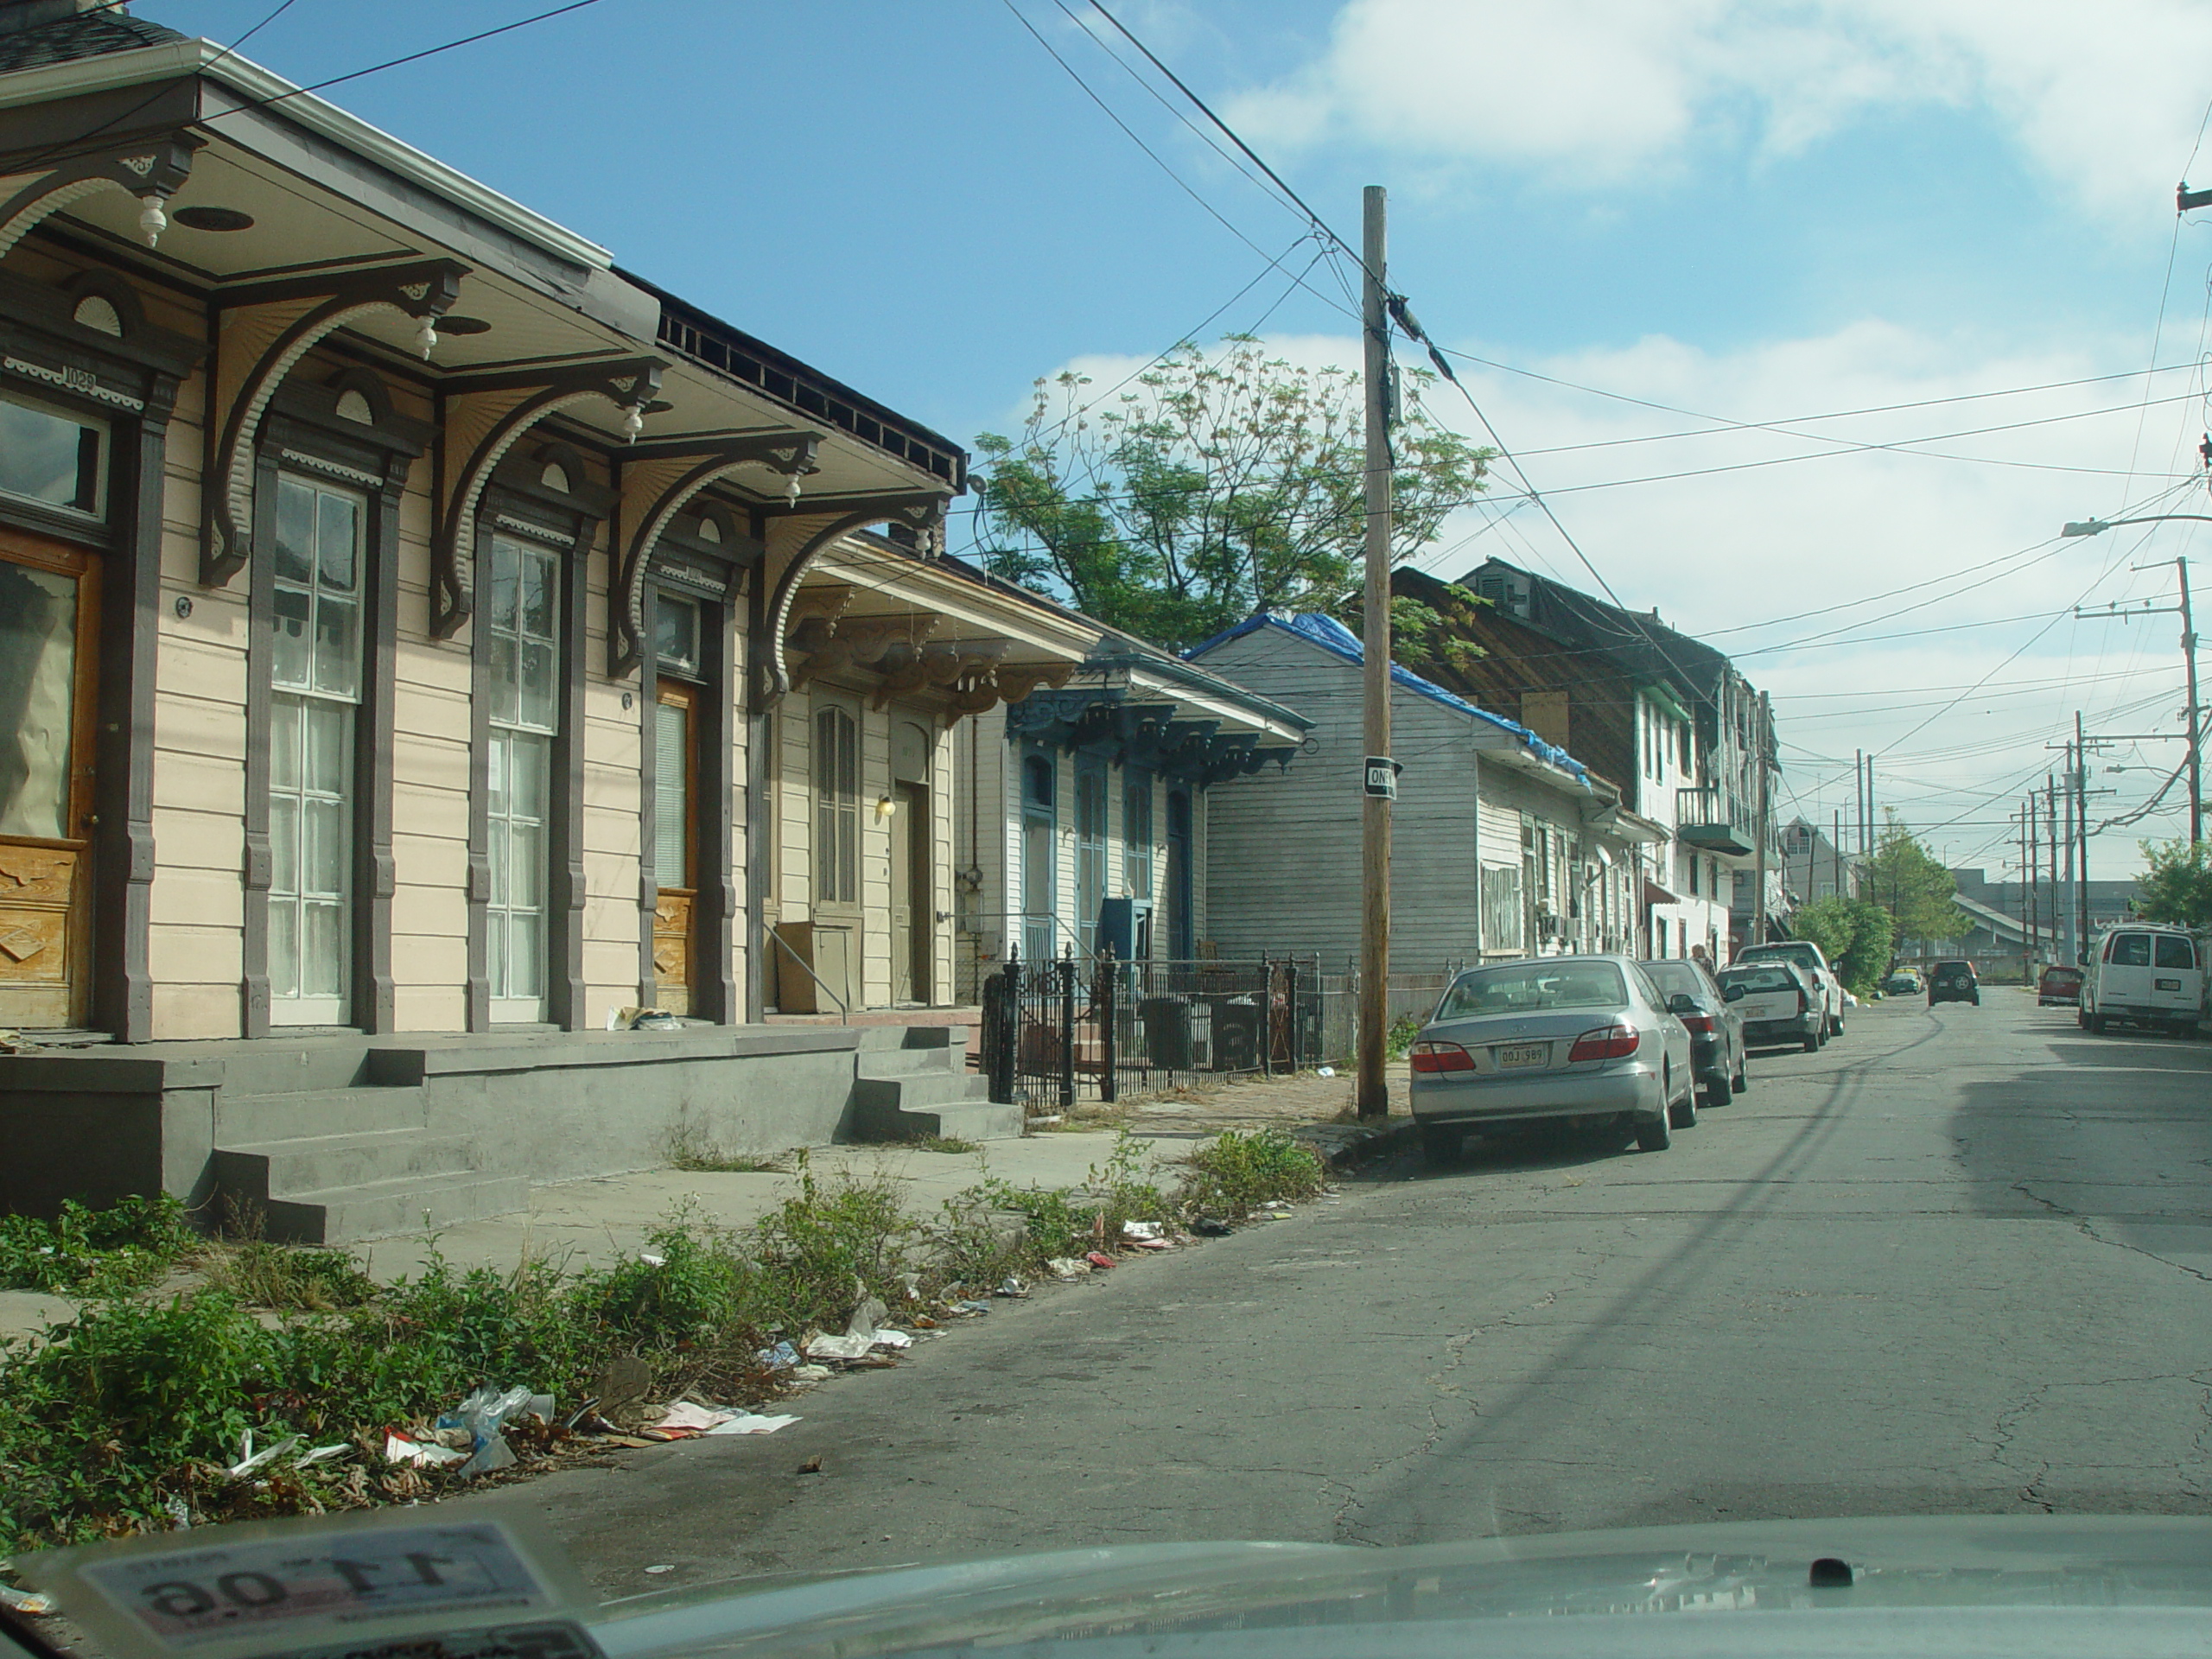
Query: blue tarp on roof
1185 612 1589 784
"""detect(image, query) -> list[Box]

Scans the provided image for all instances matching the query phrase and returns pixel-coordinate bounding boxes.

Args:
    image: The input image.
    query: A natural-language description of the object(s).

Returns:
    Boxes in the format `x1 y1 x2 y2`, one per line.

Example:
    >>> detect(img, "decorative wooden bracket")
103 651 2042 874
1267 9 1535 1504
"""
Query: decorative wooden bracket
607 429 818 677
0 132 200 261
756 493 949 708
429 357 664 639
201 260 466 586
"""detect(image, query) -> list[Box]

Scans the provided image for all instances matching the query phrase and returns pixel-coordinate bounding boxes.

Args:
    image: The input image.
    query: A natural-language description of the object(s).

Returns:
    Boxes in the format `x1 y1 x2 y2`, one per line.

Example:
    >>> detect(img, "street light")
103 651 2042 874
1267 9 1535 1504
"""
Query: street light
2060 512 2206 844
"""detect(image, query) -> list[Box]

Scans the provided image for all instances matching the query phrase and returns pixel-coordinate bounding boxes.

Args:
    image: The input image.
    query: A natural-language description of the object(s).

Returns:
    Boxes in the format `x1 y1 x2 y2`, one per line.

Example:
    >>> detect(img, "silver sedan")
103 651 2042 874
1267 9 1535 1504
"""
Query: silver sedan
1409 954 1696 1161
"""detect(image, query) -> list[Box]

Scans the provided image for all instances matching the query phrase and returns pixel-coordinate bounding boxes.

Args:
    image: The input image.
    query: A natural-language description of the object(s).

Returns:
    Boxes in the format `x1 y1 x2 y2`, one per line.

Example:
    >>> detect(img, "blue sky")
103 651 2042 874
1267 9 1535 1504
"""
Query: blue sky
166 0 2212 875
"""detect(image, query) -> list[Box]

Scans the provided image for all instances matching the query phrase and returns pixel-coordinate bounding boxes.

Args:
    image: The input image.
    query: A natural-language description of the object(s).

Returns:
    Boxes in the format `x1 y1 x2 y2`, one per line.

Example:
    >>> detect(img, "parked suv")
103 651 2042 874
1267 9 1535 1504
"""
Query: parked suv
2080 925 2204 1036
1928 960 1979 1006
1734 940 1846 1038
1716 959 1825 1052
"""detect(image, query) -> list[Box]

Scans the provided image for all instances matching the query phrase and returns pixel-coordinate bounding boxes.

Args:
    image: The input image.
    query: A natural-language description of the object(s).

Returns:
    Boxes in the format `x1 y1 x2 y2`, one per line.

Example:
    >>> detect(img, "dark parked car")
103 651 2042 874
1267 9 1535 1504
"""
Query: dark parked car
1929 960 1980 1006
1881 969 1922 996
2037 965 2083 1007
1638 957 1748 1105
1716 959 1825 1052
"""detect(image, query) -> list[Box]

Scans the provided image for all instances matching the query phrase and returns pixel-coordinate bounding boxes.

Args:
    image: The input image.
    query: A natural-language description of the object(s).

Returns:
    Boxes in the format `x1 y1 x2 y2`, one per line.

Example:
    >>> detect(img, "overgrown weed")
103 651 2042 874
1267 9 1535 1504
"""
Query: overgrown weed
1182 1128 1326 1220
0 1193 197 1296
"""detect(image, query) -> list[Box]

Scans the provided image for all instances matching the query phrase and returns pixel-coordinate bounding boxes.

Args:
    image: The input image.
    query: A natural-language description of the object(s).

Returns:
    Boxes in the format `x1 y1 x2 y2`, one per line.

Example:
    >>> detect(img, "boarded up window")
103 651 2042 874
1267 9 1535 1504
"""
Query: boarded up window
1522 689 1569 751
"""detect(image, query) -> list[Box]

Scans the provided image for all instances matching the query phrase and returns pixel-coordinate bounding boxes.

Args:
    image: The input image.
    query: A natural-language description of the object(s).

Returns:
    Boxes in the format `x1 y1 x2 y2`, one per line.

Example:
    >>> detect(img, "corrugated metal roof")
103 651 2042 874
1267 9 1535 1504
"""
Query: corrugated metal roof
0 7 183 73
1185 611 1589 783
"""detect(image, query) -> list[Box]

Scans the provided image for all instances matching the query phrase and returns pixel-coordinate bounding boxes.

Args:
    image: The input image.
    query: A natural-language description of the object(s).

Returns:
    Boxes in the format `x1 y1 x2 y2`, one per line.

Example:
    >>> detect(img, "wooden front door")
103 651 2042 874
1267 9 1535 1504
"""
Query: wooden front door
652 680 696 1014
0 531 99 1029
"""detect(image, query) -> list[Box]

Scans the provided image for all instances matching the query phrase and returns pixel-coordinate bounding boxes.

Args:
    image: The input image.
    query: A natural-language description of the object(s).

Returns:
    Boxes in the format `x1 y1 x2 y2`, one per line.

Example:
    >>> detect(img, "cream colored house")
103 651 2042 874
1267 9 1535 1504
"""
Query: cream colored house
0 2 1084 1235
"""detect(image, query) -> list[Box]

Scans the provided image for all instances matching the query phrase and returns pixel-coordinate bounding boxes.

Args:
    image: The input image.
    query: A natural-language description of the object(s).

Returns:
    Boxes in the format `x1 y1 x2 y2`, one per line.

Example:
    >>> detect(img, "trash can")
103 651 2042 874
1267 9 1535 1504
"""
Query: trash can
1139 997 1193 1071
1209 999 1263 1071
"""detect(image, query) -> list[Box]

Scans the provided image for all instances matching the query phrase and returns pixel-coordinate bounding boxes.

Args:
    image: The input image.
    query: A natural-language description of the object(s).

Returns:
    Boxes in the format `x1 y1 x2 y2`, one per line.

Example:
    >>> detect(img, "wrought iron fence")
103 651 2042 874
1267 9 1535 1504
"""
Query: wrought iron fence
981 950 1355 1110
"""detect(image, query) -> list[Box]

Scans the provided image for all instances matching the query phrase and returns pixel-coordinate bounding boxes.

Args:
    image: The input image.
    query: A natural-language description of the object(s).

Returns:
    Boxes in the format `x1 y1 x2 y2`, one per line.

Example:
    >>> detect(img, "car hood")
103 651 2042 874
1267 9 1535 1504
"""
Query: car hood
588 1516 2212 1659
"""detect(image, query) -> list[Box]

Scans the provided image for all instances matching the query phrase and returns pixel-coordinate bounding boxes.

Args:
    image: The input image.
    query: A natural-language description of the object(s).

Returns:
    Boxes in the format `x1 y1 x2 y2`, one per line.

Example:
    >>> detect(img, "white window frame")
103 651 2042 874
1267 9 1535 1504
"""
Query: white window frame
485 534 561 1022
266 474 364 1026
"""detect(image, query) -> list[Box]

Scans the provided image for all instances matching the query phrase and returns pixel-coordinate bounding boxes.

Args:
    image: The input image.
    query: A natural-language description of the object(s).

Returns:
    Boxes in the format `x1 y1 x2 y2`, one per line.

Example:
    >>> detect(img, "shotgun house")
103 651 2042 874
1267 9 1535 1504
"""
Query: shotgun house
951 623 1311 994
1392 563 1777 963
1185 613 1653 984
0 2 1071 1236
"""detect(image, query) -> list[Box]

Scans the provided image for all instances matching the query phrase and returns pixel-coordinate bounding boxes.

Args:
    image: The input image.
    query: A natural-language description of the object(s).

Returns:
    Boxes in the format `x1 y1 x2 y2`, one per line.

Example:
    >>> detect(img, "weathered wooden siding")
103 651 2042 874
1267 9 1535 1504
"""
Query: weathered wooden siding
1198 626 1481 974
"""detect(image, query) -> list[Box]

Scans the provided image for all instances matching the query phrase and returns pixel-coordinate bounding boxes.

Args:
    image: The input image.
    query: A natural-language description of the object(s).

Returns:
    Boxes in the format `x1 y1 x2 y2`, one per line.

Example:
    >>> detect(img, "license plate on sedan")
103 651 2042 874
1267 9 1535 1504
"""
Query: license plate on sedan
1496 1042 1549 1069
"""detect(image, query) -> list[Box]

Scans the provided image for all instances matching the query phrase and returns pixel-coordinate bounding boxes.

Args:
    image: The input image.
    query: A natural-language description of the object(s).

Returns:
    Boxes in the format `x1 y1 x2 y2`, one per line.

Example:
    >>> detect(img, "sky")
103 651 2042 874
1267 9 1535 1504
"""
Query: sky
163 0 2212 880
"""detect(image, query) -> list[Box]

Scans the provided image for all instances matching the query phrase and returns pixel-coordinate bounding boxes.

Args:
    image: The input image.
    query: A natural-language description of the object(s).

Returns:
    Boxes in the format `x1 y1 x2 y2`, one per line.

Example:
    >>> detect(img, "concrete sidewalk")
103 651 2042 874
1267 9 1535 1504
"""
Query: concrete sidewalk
0 1066 1414 1341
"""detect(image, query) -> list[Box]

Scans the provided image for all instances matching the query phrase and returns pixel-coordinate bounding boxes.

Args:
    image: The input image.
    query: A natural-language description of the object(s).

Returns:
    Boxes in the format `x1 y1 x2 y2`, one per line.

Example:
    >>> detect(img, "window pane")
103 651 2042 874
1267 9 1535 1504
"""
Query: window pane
509 733 550 818
304 798 346 896
314 597 359 699
488 633 518 727
521 550 555 639
2113 934 2152 967
270 794 299 897
486 732 509 821
275 480 315 584
268 899 299 1000
490 542 518 632
518 640 556 730
508 823 543 915
655 596 698 671
507 910 543 999
301 900 345 997
271 586 312 689
488 817 509 908
2156 936 2196 969
270 696 302 792
0 397 100 512
316 492 358 593
0 563 76 841
302 702 349 796
486 909 507 998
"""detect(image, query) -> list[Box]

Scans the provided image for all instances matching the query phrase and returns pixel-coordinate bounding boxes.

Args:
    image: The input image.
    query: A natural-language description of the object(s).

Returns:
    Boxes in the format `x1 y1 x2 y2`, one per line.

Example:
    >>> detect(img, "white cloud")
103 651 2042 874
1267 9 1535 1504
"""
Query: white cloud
1224 0 2212 215
996 317 2211 868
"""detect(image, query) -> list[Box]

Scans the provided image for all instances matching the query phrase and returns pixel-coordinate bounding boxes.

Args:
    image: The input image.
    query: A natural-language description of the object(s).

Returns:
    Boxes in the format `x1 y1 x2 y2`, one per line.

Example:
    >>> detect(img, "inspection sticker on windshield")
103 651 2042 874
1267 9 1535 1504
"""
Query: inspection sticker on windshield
1497 1043 1548 1068
20 1515 588 1659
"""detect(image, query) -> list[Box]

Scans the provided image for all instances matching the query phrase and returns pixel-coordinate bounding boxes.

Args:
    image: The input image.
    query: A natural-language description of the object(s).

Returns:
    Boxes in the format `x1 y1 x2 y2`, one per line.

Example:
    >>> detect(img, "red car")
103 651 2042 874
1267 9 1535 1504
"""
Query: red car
2037 965 2083 1006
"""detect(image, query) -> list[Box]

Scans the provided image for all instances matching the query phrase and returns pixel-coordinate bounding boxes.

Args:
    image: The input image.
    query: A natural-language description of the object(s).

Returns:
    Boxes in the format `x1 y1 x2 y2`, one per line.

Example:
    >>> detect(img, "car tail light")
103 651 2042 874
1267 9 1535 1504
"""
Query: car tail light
1679 1013 1715 1033
1568 1023 1640 1062
1796 990 1808 1014
1410 1040 1474 1073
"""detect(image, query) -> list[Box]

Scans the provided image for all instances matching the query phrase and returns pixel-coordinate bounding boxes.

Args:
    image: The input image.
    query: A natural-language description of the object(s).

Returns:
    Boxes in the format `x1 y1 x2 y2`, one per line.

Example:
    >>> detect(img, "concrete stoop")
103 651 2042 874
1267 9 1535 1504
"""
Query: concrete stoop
210 1078 525 1246
849 1026 1022 1143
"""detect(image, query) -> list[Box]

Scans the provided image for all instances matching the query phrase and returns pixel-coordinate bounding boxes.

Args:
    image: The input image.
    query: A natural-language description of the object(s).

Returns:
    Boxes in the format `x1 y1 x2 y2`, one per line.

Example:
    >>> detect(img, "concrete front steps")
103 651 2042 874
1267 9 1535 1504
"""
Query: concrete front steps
849 1026 1021 1143
209 1051 524 1246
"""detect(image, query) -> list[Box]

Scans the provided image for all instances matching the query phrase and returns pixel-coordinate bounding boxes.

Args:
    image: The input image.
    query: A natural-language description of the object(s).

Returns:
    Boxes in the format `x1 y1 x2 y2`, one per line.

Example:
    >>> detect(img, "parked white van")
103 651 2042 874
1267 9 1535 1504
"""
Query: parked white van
2080 924 2206 1038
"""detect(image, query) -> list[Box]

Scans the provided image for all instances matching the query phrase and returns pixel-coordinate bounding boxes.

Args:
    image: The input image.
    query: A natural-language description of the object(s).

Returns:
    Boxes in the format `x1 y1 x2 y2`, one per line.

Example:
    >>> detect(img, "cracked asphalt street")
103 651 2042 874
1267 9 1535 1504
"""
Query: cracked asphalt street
498 991 2212 1592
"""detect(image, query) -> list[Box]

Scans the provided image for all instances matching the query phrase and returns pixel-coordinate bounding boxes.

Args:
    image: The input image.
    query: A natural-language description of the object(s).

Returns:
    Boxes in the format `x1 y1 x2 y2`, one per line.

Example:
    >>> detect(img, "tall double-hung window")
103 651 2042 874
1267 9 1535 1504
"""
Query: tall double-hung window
814 703 859 906
1123 771 1154 902
268 477 362 1023
486 535 559 1020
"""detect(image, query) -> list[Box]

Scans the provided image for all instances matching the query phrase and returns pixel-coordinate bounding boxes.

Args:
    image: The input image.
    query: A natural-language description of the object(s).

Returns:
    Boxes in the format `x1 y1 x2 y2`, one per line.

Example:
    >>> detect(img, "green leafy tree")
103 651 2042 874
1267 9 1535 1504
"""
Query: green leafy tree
1787 895 1896 998
2133 837 2212 928
1861 812 1968 945
975 336 1493 650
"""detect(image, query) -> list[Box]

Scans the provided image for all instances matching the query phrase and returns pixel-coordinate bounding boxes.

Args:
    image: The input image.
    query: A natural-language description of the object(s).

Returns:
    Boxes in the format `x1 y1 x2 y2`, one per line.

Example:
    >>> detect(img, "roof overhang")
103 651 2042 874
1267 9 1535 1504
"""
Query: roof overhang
1680 823 1757 858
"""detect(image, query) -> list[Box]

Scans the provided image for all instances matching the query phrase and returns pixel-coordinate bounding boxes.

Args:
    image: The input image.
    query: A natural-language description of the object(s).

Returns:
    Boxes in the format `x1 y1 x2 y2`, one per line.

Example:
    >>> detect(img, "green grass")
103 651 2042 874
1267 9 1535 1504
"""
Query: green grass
0 1134 1334 1554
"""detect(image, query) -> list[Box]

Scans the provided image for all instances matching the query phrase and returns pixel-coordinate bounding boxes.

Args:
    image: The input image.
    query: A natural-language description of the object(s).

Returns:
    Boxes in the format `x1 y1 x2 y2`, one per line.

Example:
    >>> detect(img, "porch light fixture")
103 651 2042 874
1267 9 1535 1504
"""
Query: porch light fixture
875 795 897 820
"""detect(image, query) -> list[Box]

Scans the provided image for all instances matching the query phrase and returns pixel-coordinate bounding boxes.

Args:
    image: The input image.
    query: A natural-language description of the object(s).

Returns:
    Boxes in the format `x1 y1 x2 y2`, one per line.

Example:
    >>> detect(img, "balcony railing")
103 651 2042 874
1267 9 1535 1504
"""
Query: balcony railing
1676 787 1753 855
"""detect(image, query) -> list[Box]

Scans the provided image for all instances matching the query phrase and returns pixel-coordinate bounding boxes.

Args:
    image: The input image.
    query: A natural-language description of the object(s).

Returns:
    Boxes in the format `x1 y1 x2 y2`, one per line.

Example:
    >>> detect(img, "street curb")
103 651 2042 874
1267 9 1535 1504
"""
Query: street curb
1292 1116 1421 1171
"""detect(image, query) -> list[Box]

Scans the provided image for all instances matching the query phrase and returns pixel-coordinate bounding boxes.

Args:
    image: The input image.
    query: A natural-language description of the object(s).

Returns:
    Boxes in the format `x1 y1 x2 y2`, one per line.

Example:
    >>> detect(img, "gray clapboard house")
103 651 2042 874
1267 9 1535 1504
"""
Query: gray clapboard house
1186 613 1660 973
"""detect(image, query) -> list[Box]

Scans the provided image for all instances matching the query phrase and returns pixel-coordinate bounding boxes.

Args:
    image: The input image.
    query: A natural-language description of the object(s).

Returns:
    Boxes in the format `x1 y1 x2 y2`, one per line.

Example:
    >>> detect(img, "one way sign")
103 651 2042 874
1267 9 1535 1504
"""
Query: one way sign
1363 756 1401 800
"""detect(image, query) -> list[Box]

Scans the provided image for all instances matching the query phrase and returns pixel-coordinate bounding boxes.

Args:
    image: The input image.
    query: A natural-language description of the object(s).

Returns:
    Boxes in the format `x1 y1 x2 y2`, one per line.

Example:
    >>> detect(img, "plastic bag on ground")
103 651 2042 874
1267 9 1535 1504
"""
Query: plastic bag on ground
384 1431 467 1468
755 1339 800 1370
438 1382 534 1478
1122 1221 1161 1241
1046 1256 1091 1280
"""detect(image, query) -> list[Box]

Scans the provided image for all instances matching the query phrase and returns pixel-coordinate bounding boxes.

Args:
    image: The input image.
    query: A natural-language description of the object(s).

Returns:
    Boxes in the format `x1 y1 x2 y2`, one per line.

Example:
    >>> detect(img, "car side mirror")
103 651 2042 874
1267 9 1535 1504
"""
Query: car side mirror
1722 982 1745 1001
1667 992 1699 1015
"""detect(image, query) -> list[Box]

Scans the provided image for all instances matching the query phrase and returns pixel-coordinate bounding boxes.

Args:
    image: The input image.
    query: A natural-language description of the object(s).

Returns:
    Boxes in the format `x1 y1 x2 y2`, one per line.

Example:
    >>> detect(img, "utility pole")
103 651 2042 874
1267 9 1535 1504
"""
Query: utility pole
1752 690 1772 944
2075 712 2091 956
2060 741 2078 965
1356 184 1392 1121
2044 774 2058 961
2026 793 2040 964
2180 557 2202 843
1833 809 1844 901
2017 803 2031 984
